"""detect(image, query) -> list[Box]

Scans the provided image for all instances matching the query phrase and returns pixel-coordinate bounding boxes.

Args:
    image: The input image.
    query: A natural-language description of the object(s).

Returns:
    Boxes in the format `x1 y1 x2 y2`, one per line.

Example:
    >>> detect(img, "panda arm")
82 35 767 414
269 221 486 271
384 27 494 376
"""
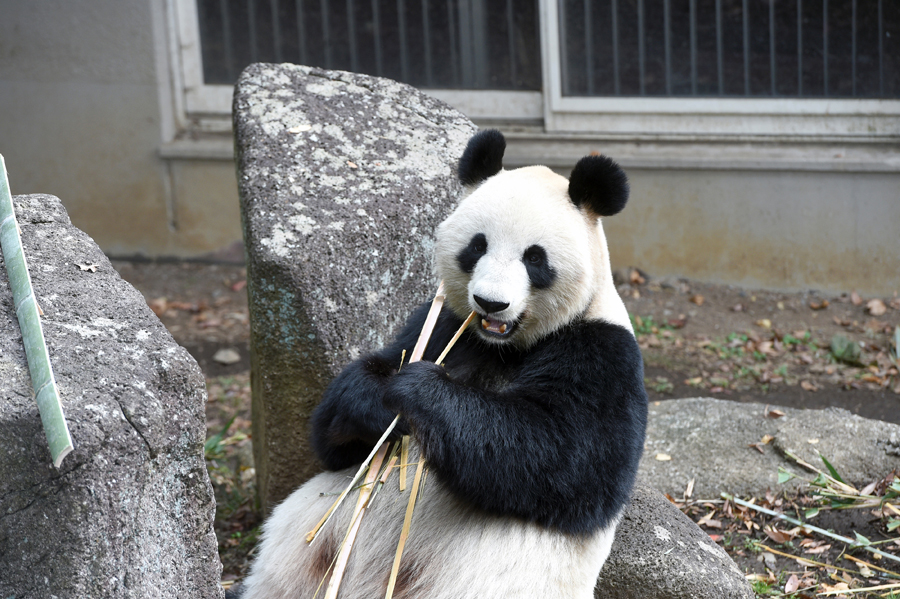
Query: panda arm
310 303 464 470
384 321 648 535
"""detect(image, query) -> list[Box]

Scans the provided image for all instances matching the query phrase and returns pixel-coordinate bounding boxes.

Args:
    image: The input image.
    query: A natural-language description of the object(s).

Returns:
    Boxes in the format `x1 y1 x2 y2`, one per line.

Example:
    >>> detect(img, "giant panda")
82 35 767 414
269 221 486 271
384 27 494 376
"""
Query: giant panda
238 129 648 599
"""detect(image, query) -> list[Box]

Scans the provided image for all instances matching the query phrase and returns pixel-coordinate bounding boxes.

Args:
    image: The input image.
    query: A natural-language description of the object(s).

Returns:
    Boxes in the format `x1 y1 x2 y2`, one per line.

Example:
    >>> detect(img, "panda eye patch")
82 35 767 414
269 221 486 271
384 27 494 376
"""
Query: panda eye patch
523 245 556 289
457 233 488 274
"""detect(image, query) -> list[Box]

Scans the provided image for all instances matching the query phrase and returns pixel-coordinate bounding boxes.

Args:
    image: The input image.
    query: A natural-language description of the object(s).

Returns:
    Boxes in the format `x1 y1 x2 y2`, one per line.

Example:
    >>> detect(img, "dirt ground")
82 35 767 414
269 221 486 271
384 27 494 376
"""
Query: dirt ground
112 260 900 597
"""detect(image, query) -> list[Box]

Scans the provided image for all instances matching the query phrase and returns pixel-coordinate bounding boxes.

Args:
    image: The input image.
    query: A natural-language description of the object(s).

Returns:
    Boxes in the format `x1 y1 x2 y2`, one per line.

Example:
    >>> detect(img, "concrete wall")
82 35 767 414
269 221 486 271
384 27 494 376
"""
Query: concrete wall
606 168 900 296
0 0 241 258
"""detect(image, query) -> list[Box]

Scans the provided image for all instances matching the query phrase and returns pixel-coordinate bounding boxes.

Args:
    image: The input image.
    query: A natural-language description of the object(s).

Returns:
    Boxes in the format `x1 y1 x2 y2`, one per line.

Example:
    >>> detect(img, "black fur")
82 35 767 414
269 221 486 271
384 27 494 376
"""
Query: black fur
522 244 556 289
458 129 506 186
456 233 488 274
567 155 630 217
311 303 648 536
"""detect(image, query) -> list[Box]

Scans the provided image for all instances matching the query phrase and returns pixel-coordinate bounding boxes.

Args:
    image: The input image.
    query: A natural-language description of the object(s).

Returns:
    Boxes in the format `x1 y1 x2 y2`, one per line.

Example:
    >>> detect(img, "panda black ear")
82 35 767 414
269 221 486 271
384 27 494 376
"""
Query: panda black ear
568 155 629 217
458 129 506 186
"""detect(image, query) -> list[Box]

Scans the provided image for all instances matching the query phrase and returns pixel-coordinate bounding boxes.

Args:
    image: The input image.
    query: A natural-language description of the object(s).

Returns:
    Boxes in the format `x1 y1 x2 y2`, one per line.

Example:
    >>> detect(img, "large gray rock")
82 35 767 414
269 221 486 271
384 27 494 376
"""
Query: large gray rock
641 397 900 499
597 482 753 599
234 63 477 508
0 194 222 598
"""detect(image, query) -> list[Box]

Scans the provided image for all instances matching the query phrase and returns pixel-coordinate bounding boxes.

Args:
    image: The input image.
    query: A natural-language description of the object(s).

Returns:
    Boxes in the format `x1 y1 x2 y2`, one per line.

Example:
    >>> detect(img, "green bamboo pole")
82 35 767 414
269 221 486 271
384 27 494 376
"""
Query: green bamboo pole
0 154 73 468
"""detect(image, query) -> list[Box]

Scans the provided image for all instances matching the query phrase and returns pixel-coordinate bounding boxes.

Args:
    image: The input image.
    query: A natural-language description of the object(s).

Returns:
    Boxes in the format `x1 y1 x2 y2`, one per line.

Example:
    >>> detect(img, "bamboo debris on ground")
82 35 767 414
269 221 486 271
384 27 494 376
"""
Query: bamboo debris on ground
0 154 73 468
723 494 900 565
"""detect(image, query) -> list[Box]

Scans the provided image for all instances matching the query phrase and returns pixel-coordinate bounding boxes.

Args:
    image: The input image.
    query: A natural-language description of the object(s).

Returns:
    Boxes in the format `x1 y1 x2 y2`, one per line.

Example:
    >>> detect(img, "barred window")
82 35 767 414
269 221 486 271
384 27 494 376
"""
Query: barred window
196 0 542 91
558 0 900 98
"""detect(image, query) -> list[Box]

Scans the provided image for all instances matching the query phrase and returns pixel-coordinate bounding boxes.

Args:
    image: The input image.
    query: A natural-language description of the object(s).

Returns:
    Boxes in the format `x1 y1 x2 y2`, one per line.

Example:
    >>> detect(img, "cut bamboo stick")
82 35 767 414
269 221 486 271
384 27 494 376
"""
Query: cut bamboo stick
0 154 73 468
385 457 426 599
436 311 476 365
323 442 390 599
400 435 410 491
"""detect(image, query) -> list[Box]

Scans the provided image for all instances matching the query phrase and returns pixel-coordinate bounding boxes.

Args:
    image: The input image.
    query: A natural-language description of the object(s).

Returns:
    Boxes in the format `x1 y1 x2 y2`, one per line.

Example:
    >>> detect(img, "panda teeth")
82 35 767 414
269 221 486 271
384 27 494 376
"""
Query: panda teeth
481 318 490 330
499 323 507 334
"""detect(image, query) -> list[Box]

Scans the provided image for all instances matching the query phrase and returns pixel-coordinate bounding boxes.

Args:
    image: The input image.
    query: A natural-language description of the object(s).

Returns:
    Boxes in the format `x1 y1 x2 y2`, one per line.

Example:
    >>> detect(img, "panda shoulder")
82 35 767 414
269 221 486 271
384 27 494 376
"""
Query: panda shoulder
545 318 644 375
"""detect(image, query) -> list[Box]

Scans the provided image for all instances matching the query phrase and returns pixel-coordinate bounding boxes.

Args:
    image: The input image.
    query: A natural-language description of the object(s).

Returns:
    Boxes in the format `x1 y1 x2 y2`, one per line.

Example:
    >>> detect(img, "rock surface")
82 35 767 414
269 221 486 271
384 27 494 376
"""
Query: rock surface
597 482 753 599
640 397 900 499
234 63 477 508
0 194 222 598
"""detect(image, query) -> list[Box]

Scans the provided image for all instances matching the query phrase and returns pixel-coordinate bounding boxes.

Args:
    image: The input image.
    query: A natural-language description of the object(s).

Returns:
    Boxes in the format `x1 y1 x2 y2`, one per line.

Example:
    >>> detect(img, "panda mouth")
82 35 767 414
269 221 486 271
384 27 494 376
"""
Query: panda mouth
479 316 518 338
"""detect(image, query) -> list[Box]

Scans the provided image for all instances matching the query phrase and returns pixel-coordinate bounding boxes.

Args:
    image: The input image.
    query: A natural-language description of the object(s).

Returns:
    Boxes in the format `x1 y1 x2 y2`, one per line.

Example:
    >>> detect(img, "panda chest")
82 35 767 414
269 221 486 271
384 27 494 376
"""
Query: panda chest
441 346 523 394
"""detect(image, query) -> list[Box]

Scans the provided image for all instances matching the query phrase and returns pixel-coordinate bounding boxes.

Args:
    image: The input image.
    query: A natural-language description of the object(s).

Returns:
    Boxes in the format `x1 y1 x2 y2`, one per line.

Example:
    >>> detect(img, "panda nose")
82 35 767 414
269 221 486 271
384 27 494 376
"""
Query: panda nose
473 295 509 314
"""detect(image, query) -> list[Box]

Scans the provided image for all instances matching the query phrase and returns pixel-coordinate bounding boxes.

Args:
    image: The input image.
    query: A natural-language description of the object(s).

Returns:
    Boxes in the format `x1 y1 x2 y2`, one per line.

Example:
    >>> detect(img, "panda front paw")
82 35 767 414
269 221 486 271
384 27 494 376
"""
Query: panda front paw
383 360 447 415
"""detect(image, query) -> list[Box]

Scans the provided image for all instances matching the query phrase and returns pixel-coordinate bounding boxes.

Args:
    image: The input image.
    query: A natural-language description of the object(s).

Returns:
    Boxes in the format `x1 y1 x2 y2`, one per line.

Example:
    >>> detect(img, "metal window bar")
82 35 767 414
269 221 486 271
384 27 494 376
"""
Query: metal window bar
716 0 723 94
584 0 594 95
248 0 258 62
637 0 645 95
664 0 671 95
797 0 802 95
295 0 308 65
506 0 517 87
347 0 359 73
219 0 235 79
690 0 697 96
271 0 283 62
851 0 856 96
823 0 829 95
769 0 776 95
422 0 434 87
398 0 410 82
878 0 884 95
742 0 750 95
372 0 383 76
611 0 620 95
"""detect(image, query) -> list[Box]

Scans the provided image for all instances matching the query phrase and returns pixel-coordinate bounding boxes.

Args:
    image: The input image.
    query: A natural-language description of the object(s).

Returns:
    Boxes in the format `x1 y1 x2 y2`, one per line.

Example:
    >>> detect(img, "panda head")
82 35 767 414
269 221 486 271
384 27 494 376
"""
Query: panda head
435 129 632 349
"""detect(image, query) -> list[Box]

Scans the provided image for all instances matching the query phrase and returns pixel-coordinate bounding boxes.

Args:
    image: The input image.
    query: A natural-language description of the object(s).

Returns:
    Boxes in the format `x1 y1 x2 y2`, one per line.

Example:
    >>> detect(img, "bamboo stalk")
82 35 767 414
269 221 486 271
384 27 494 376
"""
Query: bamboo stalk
723 493 900 565
843 554 900 579
385 457 425 599
324 442 390 599
0 154 73 468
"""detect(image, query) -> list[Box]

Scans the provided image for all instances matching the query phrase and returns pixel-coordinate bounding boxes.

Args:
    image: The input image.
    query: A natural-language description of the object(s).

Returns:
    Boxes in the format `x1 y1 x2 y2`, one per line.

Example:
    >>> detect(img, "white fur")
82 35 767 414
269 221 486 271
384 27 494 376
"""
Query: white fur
241 443 619 599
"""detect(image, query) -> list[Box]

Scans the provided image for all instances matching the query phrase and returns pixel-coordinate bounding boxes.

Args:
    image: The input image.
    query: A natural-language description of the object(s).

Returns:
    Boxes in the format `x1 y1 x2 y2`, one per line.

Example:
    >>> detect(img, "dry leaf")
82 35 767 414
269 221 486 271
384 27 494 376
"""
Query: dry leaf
287 124 312 133
784 574 800 594
690 294 705 306
800 380 818 392
76 262 99 272
776 301 785 310
655 453 672 461
765 408 785 419
809 299 830 310
764 527 793 544
748 443 766 454
867 299 887 316
756 318 772 329
760 434 774 444
347 161 358 169
629 269 646 285
850 291 862 305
